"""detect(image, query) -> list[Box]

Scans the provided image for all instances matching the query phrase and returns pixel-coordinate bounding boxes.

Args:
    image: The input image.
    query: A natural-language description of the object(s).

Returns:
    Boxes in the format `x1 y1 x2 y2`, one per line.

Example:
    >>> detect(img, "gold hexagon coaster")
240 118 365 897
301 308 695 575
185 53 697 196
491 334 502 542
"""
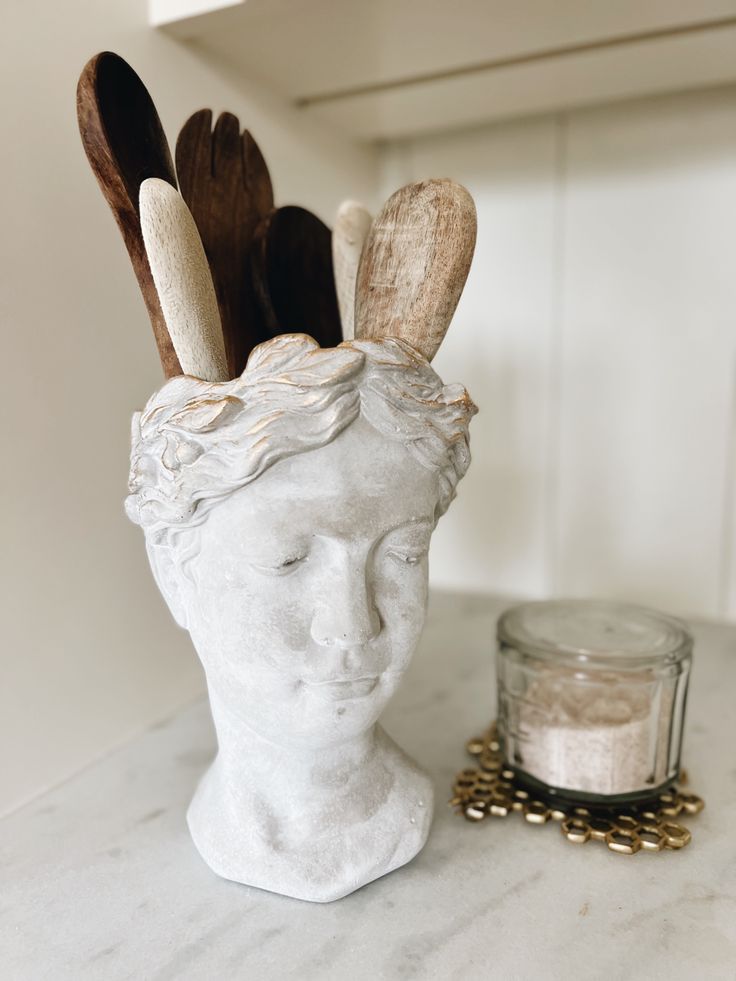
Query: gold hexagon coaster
451 723 705 855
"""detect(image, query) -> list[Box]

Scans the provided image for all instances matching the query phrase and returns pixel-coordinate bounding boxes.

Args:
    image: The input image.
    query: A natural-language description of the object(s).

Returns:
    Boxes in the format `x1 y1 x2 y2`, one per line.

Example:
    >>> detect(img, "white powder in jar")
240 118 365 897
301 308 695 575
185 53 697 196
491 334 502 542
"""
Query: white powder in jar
516 668 673 795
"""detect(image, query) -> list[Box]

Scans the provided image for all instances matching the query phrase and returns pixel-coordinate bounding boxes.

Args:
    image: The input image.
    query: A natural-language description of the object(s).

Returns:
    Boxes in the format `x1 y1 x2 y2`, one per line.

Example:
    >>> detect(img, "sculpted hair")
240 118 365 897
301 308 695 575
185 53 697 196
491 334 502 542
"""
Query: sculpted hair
126 334 477 542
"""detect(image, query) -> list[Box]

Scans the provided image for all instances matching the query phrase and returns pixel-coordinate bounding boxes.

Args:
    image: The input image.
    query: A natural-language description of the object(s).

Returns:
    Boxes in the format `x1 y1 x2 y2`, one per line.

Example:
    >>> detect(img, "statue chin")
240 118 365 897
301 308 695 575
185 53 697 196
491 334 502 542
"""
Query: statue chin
186 724 435 903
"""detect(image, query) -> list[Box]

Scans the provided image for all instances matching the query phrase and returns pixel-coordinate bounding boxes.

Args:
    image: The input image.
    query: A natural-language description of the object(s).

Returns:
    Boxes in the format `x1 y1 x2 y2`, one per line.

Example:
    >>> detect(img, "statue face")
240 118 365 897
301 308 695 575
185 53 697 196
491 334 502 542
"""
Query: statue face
177 416 440 748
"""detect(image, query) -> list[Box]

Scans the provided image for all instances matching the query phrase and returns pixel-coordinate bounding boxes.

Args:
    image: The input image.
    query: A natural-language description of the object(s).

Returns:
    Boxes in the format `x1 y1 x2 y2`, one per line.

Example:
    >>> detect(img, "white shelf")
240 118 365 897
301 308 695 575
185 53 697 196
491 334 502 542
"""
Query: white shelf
152 0 736 140
3 591 735 978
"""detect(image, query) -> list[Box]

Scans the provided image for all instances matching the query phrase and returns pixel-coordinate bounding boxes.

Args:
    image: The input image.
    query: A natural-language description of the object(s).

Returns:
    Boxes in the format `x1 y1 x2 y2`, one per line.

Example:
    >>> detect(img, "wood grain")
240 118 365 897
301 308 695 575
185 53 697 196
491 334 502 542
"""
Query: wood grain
354 179 476 361
139 179 228 382
332 201 372 340
76 52 181 377
251 206 343 348
176 111 274 378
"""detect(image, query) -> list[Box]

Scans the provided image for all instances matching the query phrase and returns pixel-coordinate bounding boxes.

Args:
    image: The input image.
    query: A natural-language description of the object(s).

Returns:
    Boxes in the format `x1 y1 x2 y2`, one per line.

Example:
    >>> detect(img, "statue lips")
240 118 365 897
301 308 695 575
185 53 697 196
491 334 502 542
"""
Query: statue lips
307 676 380 700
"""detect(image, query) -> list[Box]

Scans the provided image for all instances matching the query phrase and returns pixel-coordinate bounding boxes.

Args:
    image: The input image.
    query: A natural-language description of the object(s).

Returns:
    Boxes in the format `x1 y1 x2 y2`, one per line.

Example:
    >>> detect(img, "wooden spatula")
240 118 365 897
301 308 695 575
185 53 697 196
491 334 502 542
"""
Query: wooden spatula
354 179 476 362
176 110 274 378
332 201 372 341
76 51 181 377
251 206 343 348
140 179 228 382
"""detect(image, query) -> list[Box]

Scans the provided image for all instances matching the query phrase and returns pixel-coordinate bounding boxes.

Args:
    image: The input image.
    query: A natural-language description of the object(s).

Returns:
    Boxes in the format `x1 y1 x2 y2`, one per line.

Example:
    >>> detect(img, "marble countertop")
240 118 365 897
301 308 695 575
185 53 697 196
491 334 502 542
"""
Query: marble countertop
3 592 735 980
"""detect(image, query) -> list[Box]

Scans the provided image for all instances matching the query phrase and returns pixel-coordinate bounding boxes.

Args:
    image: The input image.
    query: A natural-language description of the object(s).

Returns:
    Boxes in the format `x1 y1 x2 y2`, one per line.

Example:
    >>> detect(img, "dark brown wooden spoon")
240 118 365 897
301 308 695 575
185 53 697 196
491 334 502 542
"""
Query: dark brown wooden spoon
77 51 181 377
251 206 343 348
176 110 274 378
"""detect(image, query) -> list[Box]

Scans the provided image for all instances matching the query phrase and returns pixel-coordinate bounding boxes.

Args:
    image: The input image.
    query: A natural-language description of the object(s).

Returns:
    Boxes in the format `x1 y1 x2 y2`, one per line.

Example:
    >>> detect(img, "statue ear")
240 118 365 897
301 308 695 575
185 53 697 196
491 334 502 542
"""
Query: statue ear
353 178 476 362
145 539 190 630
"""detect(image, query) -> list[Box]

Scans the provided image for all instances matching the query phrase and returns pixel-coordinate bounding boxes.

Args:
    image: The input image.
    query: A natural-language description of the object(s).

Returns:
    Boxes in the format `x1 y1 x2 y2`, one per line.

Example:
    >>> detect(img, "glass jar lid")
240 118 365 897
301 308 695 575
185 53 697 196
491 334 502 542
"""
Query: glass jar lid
497 599 692 669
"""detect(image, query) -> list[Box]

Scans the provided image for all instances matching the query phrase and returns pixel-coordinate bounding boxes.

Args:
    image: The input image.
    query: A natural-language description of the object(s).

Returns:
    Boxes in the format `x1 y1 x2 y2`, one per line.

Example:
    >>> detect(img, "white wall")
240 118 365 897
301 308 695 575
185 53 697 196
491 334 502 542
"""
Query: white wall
381 85 736 621
0 0 377 815
5 2 736 817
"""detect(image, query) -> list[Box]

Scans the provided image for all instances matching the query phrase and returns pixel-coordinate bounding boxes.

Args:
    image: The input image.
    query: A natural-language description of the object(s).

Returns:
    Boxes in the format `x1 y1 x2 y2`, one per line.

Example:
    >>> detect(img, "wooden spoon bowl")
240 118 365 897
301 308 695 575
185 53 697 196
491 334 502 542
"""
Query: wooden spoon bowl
77 51 181 377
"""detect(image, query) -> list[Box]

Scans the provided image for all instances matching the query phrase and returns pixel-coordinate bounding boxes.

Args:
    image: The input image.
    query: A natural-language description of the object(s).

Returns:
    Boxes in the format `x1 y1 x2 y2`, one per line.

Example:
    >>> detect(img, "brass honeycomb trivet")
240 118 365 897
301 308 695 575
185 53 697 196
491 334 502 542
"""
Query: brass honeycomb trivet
450 723 704 854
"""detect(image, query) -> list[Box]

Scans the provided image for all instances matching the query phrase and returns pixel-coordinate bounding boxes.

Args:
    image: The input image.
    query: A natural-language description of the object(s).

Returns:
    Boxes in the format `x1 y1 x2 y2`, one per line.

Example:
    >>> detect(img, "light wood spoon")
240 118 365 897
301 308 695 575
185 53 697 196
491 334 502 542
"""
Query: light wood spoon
77 51 181 377
332 201 372 340
140 179 228 382
354 179 476 362
176 110 274 378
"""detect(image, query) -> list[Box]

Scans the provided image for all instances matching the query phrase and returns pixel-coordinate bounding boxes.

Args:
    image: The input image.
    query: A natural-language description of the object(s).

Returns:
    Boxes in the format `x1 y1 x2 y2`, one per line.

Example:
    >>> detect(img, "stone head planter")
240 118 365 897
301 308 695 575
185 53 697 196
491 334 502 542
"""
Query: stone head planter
76 50 478 903
125 333 476 902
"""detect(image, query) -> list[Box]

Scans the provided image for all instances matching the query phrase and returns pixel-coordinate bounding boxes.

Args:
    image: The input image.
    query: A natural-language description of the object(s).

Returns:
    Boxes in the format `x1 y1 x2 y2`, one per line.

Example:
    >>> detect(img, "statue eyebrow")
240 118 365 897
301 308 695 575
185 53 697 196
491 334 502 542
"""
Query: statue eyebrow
383 516 434 535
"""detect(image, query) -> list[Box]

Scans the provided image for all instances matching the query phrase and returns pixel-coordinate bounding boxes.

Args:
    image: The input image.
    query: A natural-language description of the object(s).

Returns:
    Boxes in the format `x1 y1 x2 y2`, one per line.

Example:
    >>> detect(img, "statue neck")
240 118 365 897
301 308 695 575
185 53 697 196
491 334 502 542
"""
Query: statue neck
206 689 381 808
187 687 435 902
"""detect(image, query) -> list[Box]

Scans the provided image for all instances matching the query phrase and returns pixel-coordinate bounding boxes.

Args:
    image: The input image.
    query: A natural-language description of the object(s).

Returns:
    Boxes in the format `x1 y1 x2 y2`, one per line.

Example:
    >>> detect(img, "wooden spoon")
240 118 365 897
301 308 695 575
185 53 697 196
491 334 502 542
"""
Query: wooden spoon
176 110 274 378
140 179 228 383
354 179 477 362
251 206 343 348
332 201 372 340
76 51 181 377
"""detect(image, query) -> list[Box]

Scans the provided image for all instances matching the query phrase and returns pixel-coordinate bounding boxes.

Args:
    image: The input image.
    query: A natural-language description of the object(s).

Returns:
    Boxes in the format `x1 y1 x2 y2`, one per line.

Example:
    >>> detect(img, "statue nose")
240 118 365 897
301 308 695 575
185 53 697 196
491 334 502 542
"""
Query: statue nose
310 556 382 650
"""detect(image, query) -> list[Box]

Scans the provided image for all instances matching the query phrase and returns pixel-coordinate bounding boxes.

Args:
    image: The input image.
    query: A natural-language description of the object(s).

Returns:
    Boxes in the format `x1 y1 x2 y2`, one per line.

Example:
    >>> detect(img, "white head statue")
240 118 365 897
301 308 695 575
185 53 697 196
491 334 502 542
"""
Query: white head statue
126 332 476 901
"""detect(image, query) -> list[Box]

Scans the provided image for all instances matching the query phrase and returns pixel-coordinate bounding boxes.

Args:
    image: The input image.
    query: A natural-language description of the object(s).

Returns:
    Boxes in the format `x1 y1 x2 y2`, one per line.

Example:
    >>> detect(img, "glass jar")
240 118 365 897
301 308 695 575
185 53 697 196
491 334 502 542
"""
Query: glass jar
496 600 692 804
